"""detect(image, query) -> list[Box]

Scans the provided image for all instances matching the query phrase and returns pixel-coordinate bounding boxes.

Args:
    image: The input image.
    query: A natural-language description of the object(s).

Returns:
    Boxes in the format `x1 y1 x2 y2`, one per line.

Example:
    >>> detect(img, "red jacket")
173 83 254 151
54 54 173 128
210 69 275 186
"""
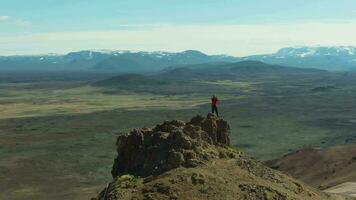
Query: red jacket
211 97 219 106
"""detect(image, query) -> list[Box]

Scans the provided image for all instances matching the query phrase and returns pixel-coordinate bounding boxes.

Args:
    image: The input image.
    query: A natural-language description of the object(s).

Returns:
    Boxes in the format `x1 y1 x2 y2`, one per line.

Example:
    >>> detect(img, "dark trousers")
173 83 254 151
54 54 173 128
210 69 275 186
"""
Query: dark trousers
211 105 219 117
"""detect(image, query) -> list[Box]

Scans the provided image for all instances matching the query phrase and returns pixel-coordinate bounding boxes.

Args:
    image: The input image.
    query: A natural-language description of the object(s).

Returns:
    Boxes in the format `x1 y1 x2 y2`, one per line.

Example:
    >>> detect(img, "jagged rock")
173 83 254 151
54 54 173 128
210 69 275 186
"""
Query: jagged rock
111 114 234 178
189 115 205 126
167 151 185 168
216 118 230 145
94 115 336 200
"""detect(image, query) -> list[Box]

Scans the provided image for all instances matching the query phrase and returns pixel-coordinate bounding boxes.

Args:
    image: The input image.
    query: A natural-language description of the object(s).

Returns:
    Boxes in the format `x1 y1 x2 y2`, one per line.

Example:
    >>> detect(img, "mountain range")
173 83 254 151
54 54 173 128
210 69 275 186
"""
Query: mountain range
0 50 238 72
244 46 356 71
1 46 356 71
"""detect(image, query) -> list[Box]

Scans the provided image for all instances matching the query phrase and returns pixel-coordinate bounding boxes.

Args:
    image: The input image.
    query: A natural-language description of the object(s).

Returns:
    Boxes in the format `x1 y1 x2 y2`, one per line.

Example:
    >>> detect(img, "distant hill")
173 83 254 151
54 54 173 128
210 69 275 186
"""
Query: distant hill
265 144 356 191
92 56 148 72
159 61 326 80
93 61 327 90
94 74 168 87
3 46 356 72
158 67 200 79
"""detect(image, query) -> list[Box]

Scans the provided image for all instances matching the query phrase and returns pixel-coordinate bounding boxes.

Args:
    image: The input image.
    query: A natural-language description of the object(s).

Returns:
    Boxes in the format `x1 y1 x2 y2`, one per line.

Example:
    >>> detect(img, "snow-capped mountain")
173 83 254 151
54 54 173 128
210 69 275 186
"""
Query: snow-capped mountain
243 46 356 70
1 46 356 72
0 50 239 71
275 46 356 57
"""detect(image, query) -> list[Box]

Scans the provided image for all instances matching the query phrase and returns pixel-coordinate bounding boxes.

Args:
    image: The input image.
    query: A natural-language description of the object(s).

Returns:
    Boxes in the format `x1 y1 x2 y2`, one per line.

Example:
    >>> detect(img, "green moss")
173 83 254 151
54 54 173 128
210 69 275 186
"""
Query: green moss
114 175 139 190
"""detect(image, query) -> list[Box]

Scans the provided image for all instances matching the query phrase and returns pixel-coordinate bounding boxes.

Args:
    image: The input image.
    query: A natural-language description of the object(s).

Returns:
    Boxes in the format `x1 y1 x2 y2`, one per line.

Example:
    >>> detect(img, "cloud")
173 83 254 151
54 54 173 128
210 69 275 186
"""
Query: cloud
0 16 32 27
14 19 32 27
1 21 356 56
0 16 10 22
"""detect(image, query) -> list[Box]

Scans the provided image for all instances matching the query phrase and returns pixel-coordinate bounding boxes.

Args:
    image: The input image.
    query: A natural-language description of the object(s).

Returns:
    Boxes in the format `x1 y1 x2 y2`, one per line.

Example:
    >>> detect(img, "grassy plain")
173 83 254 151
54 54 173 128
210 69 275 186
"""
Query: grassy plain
1 71 356 199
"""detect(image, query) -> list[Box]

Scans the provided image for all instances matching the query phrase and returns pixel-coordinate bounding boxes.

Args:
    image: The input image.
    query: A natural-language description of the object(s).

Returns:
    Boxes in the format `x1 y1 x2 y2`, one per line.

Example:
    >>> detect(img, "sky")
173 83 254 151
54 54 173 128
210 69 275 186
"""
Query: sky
1 0 356 56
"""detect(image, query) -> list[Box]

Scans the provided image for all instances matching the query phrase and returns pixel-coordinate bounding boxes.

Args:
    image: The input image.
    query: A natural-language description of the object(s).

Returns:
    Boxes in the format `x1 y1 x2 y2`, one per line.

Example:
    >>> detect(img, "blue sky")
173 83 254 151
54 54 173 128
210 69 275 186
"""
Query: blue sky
1 0 356 55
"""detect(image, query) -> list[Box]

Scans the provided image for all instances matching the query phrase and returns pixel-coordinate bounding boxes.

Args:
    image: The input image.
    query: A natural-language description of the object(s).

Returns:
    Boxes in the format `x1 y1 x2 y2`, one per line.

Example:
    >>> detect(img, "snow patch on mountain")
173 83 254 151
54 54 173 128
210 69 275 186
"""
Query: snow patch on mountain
275 46 356 58
300 49 316 58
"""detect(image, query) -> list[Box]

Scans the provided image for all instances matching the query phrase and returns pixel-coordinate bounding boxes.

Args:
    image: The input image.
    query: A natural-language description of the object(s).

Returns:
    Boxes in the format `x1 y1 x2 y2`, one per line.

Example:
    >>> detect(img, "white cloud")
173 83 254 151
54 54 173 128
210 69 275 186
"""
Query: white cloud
0 16 10 22
1 22 356 56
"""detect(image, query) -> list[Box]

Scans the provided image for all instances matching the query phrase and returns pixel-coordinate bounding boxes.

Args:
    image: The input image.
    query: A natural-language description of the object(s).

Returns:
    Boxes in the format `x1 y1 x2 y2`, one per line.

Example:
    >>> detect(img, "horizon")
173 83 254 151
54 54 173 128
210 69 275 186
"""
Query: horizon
2 45 356 57
1 0 356 56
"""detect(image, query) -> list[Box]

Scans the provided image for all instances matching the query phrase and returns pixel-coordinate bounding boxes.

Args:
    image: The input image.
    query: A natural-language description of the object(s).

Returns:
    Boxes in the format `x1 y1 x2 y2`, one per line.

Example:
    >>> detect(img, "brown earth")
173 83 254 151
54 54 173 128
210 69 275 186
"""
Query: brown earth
325 182 356 198
265 145 356 190
266 144 356 198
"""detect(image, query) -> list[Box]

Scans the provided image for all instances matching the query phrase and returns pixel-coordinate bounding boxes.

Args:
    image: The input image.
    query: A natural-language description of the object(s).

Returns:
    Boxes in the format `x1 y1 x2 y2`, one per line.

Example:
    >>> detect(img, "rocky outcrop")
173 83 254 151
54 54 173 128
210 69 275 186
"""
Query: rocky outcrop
94 114 342 200
111 113 238 178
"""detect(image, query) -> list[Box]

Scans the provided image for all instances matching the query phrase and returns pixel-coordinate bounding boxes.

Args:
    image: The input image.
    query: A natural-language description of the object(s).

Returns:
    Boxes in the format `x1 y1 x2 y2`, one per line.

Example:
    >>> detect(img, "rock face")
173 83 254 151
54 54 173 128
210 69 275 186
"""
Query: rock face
94 114 342 200
111 113 236 178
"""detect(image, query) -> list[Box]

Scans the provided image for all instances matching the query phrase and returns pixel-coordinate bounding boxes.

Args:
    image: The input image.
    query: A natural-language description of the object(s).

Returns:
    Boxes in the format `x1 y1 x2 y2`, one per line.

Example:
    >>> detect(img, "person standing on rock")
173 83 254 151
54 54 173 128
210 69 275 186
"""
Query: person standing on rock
211 95 219 117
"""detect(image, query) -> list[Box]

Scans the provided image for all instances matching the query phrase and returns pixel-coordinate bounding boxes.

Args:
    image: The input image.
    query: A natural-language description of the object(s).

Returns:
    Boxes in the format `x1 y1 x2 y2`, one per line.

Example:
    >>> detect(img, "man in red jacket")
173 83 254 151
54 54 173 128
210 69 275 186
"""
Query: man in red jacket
211 95 219 117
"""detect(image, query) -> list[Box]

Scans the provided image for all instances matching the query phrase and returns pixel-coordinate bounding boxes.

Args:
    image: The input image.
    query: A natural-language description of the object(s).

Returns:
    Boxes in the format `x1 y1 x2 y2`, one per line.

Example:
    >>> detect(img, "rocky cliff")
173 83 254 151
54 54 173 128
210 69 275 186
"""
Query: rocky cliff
93 114 346 200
